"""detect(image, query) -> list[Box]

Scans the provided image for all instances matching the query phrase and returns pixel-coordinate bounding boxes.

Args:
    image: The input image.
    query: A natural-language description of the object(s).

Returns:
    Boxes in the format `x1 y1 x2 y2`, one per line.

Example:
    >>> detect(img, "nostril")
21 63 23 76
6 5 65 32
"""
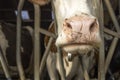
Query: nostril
66 22 72 29
89 22 97 32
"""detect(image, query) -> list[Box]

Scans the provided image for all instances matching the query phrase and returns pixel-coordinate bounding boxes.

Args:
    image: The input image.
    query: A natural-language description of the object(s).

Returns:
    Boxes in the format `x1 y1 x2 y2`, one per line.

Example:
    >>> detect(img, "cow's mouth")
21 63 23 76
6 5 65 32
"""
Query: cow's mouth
61 43 93 54
61 43 92 46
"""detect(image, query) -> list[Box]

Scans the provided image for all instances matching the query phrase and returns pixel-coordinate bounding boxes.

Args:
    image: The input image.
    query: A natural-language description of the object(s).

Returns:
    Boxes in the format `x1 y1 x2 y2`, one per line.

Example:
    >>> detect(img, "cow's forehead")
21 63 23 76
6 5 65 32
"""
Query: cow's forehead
53 0 98 18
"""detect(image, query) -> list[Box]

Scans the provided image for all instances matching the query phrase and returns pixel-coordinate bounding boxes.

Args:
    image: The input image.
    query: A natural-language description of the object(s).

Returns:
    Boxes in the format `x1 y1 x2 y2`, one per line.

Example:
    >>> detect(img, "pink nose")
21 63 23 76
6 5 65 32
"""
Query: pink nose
63 15 98 34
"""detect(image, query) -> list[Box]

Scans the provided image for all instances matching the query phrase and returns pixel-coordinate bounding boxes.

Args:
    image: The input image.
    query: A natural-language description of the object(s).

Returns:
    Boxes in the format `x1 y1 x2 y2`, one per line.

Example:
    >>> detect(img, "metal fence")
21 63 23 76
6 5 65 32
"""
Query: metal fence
0 0 120 80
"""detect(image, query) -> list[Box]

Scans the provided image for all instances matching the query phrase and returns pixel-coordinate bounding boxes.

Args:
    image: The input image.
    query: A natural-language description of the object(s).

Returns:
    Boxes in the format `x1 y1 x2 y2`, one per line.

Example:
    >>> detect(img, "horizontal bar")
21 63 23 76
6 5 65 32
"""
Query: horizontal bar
104 28 120 38
0 19 52 22
0 9 51 11
39 28 56 38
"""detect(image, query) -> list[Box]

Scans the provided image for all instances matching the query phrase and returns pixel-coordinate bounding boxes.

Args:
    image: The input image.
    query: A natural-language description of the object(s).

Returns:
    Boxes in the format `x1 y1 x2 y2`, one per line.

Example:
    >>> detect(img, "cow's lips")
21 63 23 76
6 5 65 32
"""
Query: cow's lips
61 43 92 47
61 43 93 53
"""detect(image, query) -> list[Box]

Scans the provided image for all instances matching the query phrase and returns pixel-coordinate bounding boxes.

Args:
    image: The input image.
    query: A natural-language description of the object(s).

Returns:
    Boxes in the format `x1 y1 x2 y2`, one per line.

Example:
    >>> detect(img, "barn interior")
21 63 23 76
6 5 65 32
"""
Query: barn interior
0 0 52 79
0 0 120 80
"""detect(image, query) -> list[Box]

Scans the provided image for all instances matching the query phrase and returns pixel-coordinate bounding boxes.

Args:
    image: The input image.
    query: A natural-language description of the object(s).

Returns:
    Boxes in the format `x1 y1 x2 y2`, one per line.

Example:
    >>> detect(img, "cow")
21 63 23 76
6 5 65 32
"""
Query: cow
44 0 104 80
0 22 33 75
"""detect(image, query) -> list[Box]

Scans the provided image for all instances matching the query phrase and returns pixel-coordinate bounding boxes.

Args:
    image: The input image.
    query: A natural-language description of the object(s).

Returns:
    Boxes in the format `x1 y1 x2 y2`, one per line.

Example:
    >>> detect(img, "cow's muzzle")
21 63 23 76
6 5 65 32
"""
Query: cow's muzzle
56 14 101 53
63 14 99 43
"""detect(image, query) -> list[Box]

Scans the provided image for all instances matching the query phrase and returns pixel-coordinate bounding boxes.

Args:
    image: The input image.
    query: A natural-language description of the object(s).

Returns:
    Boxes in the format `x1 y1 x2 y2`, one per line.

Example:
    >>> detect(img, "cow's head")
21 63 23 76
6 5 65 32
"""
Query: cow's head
53 0 102 54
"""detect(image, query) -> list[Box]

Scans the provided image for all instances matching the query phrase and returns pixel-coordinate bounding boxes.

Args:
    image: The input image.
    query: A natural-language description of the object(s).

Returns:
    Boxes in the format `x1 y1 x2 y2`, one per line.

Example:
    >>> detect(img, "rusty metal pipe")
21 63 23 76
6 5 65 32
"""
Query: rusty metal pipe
105 37 118 74
0 46 12 80
16 0 26 80
33 4 40 80
39 37 54 79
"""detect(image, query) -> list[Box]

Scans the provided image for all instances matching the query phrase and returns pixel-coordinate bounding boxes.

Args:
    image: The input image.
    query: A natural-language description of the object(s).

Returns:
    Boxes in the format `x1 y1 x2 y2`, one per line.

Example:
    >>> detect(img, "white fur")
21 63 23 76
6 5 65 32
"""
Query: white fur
54 0 101 47
53 0 95 34
47 0 103 79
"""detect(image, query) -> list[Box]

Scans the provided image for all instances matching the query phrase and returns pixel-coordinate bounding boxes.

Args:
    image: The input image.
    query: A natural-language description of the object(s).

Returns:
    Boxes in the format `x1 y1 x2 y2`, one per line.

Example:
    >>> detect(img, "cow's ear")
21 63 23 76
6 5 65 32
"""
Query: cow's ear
29 0 50 6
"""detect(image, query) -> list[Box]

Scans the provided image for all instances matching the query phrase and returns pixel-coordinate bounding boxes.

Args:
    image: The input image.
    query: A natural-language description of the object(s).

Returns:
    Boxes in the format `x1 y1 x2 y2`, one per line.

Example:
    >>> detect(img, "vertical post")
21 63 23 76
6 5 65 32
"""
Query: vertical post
51 1 65 79
57 47 66 80
119 0 120 14
16 0 26 80
98 1 105 80
98 39 105 80
33 4 40 80
51 0 58 36
81 55 90 80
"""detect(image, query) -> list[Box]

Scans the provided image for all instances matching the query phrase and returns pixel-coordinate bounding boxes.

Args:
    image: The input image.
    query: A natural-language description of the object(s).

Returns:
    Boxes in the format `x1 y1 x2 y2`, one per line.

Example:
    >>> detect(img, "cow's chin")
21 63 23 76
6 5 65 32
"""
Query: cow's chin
62 44 93 54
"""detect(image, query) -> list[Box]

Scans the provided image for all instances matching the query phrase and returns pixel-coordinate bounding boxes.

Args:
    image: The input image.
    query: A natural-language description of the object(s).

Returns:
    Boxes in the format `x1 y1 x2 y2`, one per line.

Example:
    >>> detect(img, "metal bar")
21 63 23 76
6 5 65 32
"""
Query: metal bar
104 28 120 38
39 28 56 38
51 1 65 79
39 37 54 79
51 0 58 36
0 8 51 11
81 56 90 80
104 0 120 33
57 47 66 80
0 46 12 80
104 0 120 79
33 4 40 80
16 0 26 80
98 1 105 79
0 19 52 22
119 0 120 14
51 1 66 79
105 37 118 74
98 38 105 80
